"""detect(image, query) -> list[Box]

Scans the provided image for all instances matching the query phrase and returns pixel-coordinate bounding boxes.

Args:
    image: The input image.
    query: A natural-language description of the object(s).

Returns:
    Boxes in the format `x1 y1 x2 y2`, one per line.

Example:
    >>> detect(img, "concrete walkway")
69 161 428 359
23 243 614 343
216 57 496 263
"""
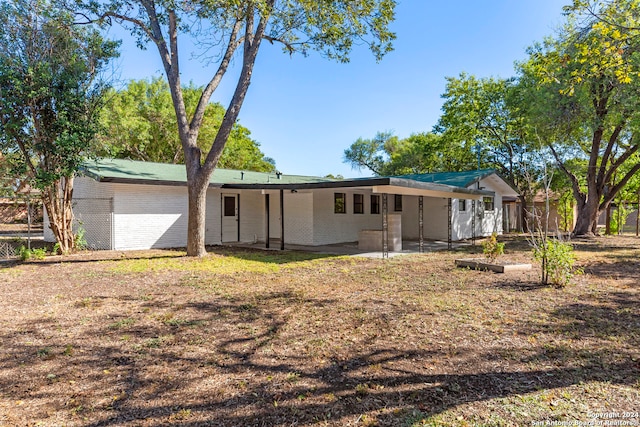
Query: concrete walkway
229 239 474 258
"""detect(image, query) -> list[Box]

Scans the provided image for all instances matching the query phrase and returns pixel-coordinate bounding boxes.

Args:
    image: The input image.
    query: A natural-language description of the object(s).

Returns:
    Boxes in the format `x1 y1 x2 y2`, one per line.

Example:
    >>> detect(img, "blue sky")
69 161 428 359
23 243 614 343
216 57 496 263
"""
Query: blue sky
107 1 566 178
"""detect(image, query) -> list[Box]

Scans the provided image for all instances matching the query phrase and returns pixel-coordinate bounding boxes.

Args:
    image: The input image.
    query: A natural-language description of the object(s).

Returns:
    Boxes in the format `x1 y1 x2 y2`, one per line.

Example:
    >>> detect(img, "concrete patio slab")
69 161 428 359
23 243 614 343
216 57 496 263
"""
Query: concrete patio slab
228 239 473 258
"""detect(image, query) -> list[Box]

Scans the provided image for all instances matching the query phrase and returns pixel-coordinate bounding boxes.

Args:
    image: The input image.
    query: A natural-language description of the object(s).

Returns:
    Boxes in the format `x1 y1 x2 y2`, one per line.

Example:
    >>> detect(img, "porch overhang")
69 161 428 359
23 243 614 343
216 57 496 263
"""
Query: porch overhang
224 177 494 199
372 178 494 200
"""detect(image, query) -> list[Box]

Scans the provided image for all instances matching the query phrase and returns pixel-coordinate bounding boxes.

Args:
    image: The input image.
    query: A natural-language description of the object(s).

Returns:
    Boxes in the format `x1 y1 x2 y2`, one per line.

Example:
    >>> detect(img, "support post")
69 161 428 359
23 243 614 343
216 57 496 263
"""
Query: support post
447 198 452 250
472 199 476 246
618 201 622 235
265 194 270 248
280 189 285 250
418 196 424 253
237 194 241 242
382 193 388 259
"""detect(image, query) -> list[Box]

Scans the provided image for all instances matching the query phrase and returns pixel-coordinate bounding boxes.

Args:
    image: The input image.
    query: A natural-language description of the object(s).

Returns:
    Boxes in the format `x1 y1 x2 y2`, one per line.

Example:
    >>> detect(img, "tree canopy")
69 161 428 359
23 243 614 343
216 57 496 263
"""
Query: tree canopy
344 131 476 176
97 78 276 172
0 0 118 252
519 0 640 235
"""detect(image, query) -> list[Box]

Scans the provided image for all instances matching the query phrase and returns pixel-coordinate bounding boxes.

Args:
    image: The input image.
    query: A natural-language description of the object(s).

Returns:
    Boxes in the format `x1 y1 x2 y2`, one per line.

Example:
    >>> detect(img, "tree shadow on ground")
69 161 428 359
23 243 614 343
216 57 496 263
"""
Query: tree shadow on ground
0 246 337 269
492 279 550 292
582 259 640 282
1 286 638 426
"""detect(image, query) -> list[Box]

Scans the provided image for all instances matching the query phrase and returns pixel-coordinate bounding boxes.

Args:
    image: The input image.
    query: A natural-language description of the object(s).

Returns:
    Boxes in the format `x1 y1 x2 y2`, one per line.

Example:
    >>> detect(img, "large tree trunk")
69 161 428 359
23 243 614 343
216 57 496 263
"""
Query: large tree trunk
42 176 75 253
572 193 600 236
186 160 209 257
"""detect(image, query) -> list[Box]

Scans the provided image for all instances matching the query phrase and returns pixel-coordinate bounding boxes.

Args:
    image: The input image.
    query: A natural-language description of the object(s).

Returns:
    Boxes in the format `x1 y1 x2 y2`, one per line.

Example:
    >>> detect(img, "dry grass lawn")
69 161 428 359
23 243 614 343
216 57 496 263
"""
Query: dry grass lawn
0 236 638 426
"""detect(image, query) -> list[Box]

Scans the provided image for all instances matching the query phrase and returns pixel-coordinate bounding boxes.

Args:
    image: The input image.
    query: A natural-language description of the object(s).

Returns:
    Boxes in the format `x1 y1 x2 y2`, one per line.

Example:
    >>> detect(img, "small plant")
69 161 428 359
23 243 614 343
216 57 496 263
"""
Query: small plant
285 372 300 383
52 242 61 255
37 347 52 358
74 226 88 251
482 233 504 262
17 246 31 261
63 345 74 356
109 318 136 329
533 238 578 287
31 248 46 260
18 246 46 261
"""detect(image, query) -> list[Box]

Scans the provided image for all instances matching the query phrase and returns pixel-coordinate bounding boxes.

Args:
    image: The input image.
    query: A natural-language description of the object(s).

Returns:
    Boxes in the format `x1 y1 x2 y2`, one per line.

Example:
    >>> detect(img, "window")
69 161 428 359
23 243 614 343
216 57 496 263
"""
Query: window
223 196 236 217
483 196 494 211
458 199 467 212
353 194 364 214
334 193 346 214
394 194 403 212
370 195 380 214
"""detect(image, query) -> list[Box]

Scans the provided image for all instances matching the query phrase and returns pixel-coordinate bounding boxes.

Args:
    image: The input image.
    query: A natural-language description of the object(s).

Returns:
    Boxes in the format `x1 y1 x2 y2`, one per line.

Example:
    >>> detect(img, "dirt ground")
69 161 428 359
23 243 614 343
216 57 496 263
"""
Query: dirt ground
0 235 638 426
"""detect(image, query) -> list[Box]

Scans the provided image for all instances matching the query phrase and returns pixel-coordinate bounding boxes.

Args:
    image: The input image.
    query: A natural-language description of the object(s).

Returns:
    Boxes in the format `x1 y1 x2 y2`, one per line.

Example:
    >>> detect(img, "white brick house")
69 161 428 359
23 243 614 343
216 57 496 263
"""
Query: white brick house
44 159 518 252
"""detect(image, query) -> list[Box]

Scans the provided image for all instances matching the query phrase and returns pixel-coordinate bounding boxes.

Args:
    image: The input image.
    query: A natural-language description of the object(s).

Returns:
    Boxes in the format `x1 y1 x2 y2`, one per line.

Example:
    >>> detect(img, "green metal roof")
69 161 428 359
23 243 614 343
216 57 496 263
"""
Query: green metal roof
79 159 503 197
392 169 497 188
81 158 336 186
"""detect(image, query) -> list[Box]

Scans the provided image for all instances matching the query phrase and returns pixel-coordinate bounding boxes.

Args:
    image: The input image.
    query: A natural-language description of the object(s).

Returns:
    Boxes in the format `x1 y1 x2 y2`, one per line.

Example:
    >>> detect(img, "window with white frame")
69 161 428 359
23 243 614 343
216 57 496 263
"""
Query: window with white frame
483 196 494 211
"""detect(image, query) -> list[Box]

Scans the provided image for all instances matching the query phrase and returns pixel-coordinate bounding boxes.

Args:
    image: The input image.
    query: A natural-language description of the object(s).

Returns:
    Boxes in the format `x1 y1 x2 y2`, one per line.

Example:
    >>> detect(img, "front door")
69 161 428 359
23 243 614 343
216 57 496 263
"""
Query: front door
221 194 239 242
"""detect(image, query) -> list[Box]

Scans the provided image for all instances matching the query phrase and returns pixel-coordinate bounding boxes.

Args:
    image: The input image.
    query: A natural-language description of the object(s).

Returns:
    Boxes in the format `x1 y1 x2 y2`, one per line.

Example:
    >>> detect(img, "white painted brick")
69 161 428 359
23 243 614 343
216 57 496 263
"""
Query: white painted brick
312 188 383 245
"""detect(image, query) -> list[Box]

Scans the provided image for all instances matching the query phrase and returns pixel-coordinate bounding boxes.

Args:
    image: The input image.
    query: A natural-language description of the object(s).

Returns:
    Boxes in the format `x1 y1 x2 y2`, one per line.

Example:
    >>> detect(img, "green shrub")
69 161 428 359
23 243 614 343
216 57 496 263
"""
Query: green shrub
17 245 31 261
482 232 505 262
74 226 87 251
31 248 46 260
532 238 577 287
17 246 47 261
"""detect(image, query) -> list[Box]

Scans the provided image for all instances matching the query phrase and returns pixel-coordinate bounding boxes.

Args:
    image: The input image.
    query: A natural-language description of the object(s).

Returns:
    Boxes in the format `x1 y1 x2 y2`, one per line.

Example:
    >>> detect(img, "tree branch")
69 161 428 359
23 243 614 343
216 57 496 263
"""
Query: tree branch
262 34 296 54
139 0 172 73
603 140 639 185
597 121 625 186
548 142 584 202
190 19 243 134
202 0 274 176
600 162 640 209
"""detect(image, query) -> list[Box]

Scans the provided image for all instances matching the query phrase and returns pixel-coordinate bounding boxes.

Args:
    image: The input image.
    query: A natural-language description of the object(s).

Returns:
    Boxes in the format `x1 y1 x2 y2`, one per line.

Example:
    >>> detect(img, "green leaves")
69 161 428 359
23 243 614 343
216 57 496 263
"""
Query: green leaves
98 77 276 171
0 0 118 251
0 0 118 189
268 0 396 62
343 130 476 176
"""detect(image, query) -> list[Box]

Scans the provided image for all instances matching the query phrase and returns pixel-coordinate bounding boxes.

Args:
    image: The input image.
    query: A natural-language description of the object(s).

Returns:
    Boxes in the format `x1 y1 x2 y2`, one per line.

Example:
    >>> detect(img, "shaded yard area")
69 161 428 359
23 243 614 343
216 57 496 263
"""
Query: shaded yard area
0 236 638 426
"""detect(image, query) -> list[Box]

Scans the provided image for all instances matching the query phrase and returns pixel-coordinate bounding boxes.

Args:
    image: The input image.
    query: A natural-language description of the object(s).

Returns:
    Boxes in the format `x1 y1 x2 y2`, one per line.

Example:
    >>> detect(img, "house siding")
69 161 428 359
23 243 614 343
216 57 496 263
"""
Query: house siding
476 177 503 237
205 189 222 245
450 177 504 240
48 170 515 251
112 184 188 250
312 188 382 246
284 191 314 245
402 196 449 241
239 190 266 243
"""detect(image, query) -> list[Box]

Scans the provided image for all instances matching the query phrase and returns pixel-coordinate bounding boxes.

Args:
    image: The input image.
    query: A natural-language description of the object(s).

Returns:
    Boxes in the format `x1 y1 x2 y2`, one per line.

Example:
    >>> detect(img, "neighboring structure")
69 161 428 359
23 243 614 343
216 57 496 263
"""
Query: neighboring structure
44 159 519 253
530 191 576 233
